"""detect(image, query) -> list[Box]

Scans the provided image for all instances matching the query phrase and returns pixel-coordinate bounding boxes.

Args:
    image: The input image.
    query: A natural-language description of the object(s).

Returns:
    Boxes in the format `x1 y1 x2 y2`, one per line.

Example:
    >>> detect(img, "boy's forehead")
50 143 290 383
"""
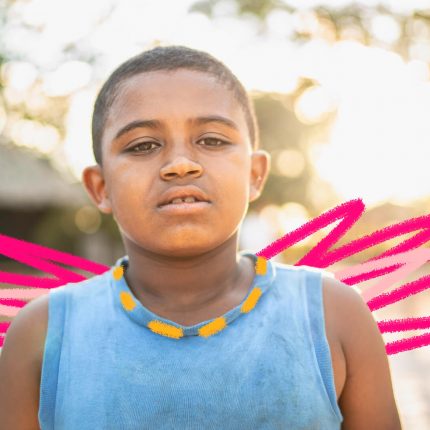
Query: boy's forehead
104 69 249 141
115 69 233 106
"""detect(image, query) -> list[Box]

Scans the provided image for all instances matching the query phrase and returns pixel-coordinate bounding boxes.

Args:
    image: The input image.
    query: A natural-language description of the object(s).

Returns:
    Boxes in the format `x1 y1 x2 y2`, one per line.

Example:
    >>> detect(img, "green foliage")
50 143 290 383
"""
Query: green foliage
190 0 293 19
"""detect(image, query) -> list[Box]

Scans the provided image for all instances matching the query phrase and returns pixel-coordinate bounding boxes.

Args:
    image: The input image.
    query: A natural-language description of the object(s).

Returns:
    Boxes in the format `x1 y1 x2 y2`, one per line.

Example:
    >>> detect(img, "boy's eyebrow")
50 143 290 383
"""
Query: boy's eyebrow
113 115 239 141
191 115 239 131
114 119 162 141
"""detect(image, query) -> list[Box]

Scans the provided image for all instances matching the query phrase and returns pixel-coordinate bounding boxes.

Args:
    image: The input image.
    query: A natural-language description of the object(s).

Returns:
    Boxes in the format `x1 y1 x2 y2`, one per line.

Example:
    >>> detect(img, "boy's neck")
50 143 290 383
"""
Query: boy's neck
122 237 255 326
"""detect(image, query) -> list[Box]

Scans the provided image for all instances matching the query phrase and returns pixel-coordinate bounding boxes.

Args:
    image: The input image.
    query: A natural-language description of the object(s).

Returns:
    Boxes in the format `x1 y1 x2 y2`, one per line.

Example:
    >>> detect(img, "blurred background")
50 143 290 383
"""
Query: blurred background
0 0 429 427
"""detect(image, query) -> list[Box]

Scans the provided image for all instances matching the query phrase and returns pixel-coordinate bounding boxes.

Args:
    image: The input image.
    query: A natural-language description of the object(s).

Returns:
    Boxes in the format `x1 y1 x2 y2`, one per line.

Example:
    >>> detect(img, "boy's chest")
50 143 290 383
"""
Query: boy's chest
51 329 341 430
130 285 346 404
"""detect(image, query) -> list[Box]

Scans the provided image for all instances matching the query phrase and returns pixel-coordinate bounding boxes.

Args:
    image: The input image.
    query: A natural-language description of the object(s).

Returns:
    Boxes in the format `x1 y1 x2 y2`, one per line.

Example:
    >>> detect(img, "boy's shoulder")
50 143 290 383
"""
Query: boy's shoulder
51 268 113 300
269 259 336 289
0 267 115 394
271 262 380 406
1 268 113 354
270 259 329 274
270 260 361 296
315 272 400 427
269 260 364 330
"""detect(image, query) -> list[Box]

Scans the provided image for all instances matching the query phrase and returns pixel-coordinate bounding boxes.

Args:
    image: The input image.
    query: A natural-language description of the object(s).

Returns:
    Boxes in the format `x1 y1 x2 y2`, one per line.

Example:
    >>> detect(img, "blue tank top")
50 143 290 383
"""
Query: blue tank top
38 250 343 429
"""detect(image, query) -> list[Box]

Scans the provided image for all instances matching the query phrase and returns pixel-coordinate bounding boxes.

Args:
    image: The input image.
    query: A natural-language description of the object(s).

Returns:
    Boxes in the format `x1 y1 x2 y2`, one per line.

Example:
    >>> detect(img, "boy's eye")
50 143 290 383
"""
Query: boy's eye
127 142 160 153
197 137 230 147
126 137 229 154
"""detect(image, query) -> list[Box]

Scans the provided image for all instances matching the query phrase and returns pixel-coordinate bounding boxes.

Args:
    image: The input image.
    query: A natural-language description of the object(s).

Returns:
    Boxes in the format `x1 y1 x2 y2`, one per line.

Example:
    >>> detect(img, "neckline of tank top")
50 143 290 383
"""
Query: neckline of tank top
110 250 275 339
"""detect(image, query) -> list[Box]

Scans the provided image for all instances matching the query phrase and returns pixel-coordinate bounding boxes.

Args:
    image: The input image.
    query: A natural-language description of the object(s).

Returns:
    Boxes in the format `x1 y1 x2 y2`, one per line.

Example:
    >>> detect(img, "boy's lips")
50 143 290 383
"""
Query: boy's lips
157 185 211 208
156 201 212 215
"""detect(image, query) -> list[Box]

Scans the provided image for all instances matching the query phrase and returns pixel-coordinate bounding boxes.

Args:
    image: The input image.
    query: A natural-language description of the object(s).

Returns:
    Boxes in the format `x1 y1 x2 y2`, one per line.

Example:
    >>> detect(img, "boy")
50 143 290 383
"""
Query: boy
0 46 401 429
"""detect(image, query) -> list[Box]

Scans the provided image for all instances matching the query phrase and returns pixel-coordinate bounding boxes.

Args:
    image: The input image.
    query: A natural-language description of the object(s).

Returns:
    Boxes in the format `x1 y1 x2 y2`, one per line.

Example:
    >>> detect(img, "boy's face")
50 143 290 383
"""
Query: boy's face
83 69 270 257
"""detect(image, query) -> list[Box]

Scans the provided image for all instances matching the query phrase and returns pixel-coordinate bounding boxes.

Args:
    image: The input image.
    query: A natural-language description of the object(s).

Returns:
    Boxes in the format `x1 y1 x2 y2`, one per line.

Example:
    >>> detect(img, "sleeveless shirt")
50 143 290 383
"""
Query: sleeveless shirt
38 250 343 429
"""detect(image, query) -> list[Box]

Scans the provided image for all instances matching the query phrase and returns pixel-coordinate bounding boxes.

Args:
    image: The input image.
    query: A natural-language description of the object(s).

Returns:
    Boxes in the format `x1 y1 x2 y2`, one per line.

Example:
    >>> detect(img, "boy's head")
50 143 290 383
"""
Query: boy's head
83 45 270 258
92 46 259 166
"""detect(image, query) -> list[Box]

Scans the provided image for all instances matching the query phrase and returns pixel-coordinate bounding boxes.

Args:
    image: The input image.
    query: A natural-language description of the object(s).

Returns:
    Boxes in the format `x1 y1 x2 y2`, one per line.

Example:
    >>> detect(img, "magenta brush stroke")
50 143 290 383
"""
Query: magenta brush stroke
0 235 108 289
256 199 365 264
1 198 430 355
0 299 27 307
385 332 430 355
367 274 430 311
378 316 430 333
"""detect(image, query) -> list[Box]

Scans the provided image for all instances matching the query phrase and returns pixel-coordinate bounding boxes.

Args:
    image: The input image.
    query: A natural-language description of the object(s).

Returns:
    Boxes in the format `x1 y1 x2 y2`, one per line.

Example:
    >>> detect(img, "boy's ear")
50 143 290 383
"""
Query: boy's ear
81 165 112 214
249 150 271 203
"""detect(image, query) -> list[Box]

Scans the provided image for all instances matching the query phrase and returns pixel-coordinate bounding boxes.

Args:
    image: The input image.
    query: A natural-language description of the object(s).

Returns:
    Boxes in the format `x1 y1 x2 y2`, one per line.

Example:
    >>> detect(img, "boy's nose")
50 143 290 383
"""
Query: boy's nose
159 155 203 180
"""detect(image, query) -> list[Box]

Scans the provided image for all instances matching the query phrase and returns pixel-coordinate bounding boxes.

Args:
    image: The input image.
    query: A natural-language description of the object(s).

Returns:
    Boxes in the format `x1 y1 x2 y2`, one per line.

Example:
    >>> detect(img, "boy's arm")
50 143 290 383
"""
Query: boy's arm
0 294 49 430
323 276 402 430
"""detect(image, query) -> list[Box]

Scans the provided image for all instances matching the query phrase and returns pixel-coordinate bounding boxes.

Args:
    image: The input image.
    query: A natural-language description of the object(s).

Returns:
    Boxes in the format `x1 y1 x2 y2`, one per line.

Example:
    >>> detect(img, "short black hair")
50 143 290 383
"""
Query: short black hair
91 45 259 165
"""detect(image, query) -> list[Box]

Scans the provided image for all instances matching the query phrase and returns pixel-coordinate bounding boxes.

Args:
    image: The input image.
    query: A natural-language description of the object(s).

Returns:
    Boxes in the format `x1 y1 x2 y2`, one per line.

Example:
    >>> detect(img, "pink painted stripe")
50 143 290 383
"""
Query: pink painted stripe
0 304 22 317
0 271 73 288
0 288 50 299
334 249 430 302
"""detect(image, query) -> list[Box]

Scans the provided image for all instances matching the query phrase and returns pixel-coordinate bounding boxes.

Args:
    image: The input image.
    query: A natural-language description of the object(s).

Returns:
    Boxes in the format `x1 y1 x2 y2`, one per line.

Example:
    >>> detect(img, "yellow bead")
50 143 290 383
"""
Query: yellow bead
198 317 227 338
255 256 267 275
119 291 136 311
241 287 262 313
148 320 184 339
113 265 124 281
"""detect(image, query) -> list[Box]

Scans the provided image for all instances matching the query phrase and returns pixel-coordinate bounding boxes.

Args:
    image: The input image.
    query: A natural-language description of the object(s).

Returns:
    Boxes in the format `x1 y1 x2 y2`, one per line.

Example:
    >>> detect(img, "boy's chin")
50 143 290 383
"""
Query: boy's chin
152 240 226 258
126 234 238 259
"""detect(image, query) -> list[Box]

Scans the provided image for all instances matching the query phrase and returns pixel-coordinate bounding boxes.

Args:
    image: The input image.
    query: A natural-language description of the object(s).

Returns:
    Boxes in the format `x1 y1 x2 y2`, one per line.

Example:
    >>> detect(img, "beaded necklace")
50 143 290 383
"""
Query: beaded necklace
112 254 268 339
